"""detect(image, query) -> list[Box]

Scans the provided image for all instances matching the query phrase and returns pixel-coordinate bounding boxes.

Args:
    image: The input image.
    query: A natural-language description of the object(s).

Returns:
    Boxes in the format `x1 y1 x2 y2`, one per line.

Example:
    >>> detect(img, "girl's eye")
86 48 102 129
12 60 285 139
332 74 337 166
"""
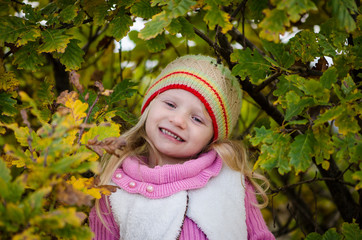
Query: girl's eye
165 101 176 108
192 116 203 124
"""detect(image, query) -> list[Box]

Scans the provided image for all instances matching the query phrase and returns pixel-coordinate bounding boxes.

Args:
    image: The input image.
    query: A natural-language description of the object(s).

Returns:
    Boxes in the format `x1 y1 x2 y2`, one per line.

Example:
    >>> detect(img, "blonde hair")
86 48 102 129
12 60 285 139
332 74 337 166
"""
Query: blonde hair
94 106 270 231
209 139 270 208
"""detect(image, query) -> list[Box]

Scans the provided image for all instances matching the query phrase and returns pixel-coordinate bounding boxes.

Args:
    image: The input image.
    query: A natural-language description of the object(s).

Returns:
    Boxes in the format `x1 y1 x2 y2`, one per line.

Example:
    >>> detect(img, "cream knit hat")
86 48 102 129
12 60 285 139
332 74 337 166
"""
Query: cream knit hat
141 55 242 140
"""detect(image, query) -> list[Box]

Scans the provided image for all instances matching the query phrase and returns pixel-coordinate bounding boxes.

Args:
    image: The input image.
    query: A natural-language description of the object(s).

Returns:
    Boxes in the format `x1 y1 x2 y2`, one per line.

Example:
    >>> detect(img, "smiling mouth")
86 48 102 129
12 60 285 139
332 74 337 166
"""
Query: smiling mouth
160 128 185 142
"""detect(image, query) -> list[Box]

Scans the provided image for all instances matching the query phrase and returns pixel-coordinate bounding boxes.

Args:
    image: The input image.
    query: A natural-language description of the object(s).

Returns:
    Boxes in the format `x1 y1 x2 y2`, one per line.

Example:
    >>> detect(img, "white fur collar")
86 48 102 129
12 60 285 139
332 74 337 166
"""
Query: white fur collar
109 164 247 240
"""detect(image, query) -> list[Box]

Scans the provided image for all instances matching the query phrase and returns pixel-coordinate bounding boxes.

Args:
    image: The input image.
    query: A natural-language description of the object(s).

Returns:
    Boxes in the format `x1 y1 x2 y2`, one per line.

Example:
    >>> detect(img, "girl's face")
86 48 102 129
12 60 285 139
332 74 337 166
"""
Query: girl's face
145 89 214 166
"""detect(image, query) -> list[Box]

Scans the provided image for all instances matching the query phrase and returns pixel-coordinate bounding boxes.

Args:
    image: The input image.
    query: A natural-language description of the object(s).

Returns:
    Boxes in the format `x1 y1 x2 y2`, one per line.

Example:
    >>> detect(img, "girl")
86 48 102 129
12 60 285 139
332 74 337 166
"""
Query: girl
89 55 275 240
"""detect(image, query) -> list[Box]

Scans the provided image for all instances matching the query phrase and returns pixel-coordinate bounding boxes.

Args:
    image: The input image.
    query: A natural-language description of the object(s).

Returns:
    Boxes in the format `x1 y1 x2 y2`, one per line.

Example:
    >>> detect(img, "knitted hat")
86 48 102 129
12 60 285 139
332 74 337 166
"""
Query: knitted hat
141 55 242 140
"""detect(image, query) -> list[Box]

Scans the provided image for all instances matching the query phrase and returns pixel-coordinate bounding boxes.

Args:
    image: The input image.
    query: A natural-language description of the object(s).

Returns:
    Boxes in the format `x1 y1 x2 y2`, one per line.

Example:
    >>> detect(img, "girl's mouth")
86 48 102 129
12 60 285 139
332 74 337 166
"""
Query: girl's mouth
160 128 185 142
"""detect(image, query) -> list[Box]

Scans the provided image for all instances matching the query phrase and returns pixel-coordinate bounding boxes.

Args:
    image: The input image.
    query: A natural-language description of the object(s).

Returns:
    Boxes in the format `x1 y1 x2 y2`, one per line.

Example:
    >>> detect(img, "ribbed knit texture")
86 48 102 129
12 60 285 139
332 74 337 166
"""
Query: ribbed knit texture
112 150 222 199
89 151 275 240
141 55 242 140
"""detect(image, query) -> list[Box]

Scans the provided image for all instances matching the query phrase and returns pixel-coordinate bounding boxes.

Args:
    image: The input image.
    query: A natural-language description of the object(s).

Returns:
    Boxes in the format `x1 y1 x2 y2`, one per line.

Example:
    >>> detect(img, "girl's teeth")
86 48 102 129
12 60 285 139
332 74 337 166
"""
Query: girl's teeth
161 129 182 141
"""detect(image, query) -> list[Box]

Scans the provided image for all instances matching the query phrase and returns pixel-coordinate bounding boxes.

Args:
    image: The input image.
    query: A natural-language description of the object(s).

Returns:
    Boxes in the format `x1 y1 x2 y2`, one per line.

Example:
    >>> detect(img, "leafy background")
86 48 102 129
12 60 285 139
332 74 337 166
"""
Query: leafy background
0 0 361 239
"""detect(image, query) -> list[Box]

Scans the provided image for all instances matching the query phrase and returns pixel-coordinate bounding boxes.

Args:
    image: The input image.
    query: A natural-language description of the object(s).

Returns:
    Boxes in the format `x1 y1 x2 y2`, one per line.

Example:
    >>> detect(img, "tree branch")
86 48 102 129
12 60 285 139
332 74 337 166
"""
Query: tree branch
254 71 282 93
317 157 362 226
228 27 265 56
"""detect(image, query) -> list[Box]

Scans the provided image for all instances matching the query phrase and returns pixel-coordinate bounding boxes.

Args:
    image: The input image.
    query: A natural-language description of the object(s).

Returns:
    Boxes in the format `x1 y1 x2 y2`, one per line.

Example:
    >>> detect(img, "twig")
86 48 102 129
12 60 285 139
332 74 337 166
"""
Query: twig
193 27 222 53
228 27 265 56
119 41 123 81
230 0 247 19
10 0 24 5
254 71 282 93
270 174 356 194
20 109 36 162
77 94 99 144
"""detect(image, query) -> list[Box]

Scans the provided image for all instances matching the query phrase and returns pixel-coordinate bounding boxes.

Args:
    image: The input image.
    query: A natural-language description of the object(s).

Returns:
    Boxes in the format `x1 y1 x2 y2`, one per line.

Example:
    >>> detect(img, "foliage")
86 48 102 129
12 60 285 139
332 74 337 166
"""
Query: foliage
0 0 361 239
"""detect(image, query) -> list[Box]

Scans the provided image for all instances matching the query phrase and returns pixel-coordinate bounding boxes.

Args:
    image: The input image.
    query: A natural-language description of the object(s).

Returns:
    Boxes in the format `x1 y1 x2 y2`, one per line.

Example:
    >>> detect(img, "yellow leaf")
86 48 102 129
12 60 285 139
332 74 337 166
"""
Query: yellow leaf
81 122 120 145
86 188 102 199
321 160 330 170
66 99 88 124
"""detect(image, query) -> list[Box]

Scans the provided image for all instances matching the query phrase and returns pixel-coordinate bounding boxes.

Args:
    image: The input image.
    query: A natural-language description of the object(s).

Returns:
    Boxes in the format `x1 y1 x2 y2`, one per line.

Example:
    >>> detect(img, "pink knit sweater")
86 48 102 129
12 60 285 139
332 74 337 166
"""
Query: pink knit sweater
89 151 275 239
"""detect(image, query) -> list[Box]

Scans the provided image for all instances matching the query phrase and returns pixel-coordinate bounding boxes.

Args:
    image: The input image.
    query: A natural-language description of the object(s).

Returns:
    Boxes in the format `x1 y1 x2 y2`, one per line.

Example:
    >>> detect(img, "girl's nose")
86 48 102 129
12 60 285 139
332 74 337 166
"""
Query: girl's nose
169 112 187 129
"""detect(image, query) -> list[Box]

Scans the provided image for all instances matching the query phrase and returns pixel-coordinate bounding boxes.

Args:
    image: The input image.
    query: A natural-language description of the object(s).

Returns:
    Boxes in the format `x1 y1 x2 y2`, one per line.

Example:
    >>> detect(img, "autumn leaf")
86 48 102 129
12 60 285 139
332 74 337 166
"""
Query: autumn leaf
204 0 232 33
231 48 272 84
139 12 171 40
38 29 71 53
288 130 316 174
259 9 290 42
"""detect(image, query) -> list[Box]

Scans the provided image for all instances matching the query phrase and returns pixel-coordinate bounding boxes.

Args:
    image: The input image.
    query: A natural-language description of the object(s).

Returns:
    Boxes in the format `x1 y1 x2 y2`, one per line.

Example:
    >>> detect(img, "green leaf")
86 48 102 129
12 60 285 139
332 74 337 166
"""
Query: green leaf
322 228 342 240
12 42 46 71
59 5 78 23
16 27 41 47
36 78 56 105
93 3 109 26
204 0 232 33
285 91 315 121
274 75 301 98
352 171 362 189
23 4 42 22
288 130 315 173
314 105 343 127
38 29 71 53
334 104 360 135
289 30 320 63
40 2 58 16
73 10 86 27
9 124 31 147
178 17 195 39
305 232 322 240
114 107 138 125
342 222 362 240
109 9 133 41
320 19 350 51
24 187 51 218
167 0 196 18
166 18 183 35
0 158 11 183
341 74 356 96
0 93 17 117
293 77 329 103
231 48 272 84
145 34 167 52
110 79 137 104
350 140 362 164
130 0 161 19
19 91 50 124
246 0 269 22
50 152 93 173
262 40 295 68
139 11 171 40
318 34 338 57
330 0 357 32
312 126 334 167
5 202 25 224
277 0 317 22
321 67 338 89
259 9 289 42
2 176 25 203
0 16 29 44
333 133 357 163
59 39 85 71
249 126 274 146
251 128 291 174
